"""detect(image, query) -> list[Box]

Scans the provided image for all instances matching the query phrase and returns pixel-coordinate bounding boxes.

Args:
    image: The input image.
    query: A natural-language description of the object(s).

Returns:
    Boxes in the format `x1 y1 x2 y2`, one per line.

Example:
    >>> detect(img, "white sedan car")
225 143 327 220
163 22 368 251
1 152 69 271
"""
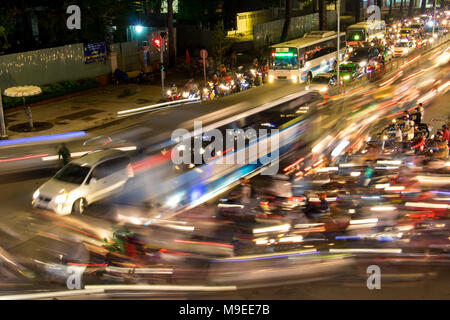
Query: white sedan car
393 41 415 57
32 149 133 215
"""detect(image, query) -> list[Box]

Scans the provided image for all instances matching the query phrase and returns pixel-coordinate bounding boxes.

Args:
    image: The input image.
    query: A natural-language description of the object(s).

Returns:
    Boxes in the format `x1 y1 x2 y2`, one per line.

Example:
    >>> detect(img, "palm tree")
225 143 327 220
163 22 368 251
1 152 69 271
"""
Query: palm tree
280 0 292 42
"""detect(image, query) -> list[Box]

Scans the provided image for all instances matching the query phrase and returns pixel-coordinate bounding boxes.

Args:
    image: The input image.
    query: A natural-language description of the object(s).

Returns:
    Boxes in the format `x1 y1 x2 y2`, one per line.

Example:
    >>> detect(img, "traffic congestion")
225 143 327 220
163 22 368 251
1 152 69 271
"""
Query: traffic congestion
0 8 449 300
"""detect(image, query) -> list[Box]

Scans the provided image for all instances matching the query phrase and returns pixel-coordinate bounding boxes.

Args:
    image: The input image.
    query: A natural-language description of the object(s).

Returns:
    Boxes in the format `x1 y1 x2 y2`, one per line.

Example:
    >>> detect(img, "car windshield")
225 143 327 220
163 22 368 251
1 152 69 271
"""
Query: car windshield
54 163 91 185
396 42 408 47
312 76 331 84
351 49 369 59
340 65 354 72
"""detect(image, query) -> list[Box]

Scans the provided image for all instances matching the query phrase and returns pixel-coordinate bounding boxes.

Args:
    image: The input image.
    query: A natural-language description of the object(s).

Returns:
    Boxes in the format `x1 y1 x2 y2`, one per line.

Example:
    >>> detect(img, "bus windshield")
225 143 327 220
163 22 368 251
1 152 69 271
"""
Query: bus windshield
347 29 365 41
270 49 298 70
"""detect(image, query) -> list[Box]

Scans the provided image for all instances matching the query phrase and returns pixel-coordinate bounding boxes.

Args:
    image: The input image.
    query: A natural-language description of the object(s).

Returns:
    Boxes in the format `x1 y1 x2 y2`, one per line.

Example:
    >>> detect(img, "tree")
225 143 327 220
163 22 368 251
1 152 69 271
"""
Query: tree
354 0 361 22
167 0 176 66
318 0 327 30
211 20 227 65
408 0 415 16
0 26 10 53
280 0 292 42
421 0 426 13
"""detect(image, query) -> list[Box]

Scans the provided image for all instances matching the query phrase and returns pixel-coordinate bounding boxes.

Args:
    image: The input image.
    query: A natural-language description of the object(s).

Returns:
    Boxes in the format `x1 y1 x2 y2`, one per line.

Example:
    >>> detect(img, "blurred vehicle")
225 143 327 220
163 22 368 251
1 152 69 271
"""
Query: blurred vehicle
6 234 91 285
398 27 413 39
166 84 181 101
393 40 415 57
347 47 380 69
32 150 133 215
338 63 363 82
268 31 345 84
346 20 386 46
201 83 215 102
307 73 341 96
375 45 394 62
410 23 425 35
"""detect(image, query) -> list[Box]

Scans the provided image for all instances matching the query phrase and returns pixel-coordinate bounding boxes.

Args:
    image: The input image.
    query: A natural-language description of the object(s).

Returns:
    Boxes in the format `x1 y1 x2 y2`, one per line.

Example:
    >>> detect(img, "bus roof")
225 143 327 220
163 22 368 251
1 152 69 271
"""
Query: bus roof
347 20 385 29
269 31 339 49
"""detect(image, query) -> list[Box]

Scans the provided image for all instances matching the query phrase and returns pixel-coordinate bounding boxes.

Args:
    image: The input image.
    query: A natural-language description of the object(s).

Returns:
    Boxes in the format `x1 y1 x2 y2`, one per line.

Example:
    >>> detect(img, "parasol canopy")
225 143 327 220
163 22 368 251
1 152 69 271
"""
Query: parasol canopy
4 86 42 97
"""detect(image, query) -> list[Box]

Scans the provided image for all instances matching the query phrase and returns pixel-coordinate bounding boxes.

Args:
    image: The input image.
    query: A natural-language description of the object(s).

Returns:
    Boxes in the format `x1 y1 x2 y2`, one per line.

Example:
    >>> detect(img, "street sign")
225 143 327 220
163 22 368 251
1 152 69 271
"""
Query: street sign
200 49 208 59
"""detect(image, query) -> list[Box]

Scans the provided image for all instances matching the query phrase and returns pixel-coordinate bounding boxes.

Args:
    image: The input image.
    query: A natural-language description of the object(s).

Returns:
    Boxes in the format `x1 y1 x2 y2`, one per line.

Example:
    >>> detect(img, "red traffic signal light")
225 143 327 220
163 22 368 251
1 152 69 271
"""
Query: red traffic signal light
154 38 161 49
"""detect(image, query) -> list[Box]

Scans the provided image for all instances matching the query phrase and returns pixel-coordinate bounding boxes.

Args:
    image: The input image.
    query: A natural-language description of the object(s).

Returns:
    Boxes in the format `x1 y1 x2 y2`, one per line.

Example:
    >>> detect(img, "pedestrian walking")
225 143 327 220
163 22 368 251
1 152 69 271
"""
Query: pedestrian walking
58 143 71 168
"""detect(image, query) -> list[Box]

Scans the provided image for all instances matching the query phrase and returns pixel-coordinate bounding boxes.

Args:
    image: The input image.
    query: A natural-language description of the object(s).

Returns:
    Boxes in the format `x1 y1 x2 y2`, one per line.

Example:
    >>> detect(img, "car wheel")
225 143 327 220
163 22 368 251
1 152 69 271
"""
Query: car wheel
72 198 87 215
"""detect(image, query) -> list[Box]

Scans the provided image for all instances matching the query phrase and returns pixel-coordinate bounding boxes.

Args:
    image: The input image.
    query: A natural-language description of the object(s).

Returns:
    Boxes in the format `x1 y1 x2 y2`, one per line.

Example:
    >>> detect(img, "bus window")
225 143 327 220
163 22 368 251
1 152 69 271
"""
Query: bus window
347 29 365 42
270 49 299 70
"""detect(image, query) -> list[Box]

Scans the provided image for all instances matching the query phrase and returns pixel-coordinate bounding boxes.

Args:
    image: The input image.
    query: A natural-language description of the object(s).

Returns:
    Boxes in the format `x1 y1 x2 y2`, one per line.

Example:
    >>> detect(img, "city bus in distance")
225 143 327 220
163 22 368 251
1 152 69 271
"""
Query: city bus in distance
346 20 386 46
268 31 346 84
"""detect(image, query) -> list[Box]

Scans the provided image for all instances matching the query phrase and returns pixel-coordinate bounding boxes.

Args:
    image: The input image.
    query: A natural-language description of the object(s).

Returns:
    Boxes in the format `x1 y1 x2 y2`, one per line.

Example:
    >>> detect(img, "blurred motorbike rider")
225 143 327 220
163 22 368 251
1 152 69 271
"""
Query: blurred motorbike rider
240 178 252 205
184 78 199 95
411 132 426 155
442 124 450 146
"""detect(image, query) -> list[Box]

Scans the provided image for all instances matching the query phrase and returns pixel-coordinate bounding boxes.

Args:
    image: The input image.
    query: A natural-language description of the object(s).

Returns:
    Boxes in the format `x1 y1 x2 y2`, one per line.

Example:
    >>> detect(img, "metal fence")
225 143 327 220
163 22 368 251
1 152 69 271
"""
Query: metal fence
0 41 144 89
253 11 337 49
110 41 140 73
0 44 112 89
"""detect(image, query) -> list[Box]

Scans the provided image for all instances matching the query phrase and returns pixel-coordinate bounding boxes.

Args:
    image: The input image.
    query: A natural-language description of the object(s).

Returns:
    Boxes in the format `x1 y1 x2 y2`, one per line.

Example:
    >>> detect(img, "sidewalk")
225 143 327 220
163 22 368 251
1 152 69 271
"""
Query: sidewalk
3 83 164 139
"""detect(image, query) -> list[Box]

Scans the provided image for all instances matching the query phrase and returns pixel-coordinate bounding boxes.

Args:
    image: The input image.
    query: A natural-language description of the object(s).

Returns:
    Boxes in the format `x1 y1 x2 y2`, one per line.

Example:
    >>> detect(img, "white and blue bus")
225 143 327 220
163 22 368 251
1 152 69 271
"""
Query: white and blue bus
268 31 346 84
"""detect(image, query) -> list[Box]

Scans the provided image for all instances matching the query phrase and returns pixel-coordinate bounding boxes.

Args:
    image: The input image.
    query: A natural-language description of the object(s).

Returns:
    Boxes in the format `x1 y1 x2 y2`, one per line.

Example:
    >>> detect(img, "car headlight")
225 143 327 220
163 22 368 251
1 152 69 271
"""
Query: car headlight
433 33 438 38
403 48 408 53
182 91 189 98
291 75 298 83
320 87 328 92
343 75 351 80
359 61 367 67
33 189 40 200
167 90 172 95
54 192 69 204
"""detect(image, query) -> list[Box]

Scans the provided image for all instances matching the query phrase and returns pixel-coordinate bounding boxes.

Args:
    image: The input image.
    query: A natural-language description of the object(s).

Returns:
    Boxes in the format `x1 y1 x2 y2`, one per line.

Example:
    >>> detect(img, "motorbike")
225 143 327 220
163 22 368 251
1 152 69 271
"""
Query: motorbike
414 122 431 138
201 85 215 102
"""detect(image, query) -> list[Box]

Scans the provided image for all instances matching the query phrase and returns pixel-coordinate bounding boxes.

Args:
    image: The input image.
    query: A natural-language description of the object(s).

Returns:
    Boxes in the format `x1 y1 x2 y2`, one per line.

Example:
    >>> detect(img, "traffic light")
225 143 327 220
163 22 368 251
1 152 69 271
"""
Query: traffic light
154 38 161 51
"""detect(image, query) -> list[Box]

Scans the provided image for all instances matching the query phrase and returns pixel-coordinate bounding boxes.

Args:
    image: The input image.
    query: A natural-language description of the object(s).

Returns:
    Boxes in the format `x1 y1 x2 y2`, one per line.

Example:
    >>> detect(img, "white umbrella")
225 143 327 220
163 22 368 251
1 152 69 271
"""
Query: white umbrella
4 86 42 130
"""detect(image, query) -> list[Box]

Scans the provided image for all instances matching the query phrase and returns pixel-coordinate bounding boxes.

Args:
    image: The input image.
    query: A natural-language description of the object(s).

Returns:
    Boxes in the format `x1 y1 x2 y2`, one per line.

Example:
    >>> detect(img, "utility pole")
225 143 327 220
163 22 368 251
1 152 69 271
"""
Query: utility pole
337 0 341 93
432 0 436 37
0 88 7 139
160 32 166 97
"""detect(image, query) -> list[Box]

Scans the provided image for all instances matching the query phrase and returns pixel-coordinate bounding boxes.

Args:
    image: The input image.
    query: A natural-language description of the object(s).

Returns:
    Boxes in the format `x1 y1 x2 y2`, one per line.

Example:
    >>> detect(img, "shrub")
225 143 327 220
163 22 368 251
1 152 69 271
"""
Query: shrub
1 77 100 110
